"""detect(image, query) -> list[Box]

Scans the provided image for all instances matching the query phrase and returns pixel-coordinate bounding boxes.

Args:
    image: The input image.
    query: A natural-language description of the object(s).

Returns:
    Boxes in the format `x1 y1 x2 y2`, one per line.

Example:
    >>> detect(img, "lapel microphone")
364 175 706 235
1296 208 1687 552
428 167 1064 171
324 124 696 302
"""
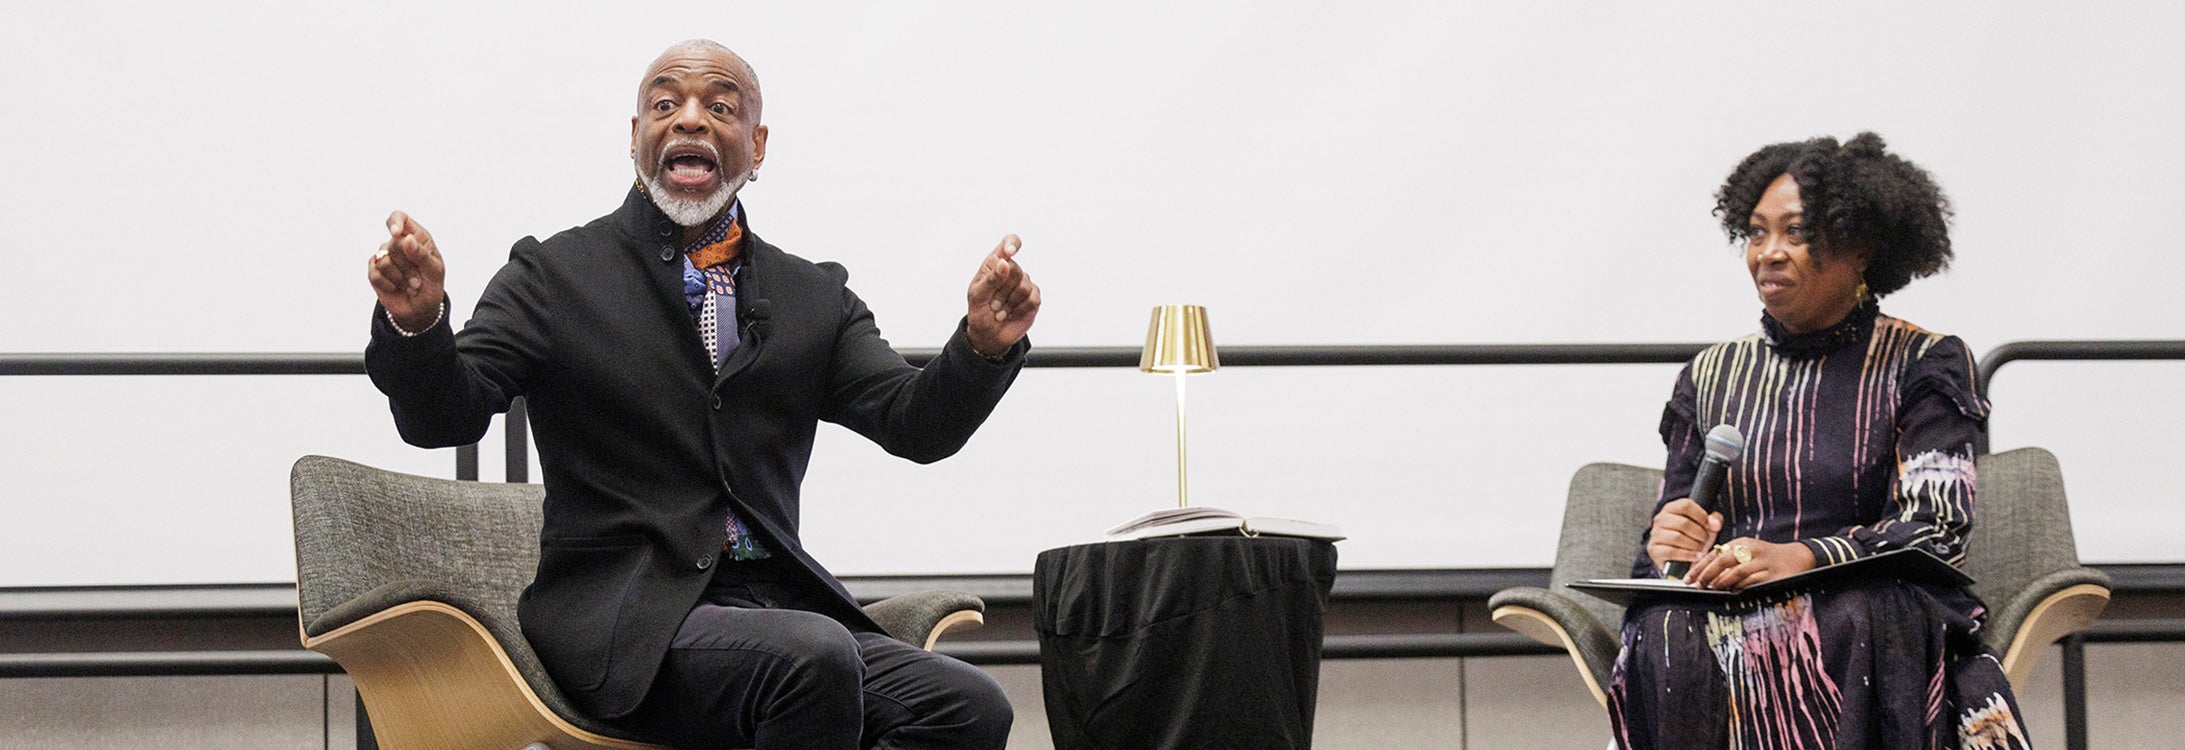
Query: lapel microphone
742 298 773 338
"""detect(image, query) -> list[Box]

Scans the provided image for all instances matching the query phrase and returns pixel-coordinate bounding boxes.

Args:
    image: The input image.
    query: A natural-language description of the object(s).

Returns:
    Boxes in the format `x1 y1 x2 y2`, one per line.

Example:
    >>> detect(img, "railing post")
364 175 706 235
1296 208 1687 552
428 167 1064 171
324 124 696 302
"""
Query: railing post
455 443 479 481
357 693 379 750
2063 634 2088 750
505 396 529 483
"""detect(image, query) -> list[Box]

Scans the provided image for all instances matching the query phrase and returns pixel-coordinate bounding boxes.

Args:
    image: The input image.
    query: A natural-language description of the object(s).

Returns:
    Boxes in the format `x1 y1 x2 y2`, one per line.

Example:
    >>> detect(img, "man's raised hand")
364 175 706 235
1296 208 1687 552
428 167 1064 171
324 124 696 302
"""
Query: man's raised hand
368 211 448 332
965 234 1040 357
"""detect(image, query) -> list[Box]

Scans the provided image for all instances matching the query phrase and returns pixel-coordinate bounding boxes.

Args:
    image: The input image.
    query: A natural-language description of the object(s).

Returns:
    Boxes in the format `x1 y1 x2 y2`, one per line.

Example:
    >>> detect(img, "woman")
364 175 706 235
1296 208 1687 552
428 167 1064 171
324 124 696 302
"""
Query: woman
1607 133 2031 749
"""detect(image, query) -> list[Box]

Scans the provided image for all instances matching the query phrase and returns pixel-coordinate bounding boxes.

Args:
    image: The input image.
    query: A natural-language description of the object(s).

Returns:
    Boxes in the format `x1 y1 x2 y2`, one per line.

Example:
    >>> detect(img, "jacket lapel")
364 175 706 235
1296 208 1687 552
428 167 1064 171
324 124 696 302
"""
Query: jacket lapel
617 186 721 381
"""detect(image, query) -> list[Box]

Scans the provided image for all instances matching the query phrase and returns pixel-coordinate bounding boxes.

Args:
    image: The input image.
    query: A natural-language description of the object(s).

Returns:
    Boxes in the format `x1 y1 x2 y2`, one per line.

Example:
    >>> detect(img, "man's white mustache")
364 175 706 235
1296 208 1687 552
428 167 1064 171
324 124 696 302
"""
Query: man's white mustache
659 138 719 164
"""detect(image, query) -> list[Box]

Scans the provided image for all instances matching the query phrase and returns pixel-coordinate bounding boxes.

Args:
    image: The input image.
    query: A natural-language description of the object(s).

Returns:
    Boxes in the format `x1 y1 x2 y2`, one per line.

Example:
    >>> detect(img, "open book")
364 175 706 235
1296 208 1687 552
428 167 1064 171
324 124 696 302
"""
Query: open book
1568 547 1972 606
1104 506 1345 541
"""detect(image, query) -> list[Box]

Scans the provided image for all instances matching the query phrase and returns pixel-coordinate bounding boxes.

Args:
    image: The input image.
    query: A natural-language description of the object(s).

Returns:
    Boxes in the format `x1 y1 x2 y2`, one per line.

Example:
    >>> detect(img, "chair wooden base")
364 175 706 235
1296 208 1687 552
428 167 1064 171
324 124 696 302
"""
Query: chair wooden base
1998 583 2111 691
1490 604 1609 707
304 601 667 750
308 600 987 749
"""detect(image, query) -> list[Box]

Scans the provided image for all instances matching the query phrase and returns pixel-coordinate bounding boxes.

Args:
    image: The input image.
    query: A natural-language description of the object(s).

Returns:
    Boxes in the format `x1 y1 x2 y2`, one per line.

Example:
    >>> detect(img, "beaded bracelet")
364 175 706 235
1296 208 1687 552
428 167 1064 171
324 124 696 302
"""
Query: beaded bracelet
387 300 447 338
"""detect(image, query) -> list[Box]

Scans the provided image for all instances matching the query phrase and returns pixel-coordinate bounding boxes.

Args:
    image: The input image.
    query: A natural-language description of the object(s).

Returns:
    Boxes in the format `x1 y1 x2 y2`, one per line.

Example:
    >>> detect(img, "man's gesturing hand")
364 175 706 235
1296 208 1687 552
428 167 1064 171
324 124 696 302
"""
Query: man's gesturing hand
368 211 448 332
965 234 1040 357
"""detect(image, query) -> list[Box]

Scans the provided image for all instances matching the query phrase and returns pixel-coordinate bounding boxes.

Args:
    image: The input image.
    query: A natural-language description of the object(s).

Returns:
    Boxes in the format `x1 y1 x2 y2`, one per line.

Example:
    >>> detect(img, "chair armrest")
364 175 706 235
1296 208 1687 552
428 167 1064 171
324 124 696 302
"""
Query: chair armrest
305 601 664 750
864 591 987 651
1985 567 2111 653
1489 586 1618 707
1988 571 2111 690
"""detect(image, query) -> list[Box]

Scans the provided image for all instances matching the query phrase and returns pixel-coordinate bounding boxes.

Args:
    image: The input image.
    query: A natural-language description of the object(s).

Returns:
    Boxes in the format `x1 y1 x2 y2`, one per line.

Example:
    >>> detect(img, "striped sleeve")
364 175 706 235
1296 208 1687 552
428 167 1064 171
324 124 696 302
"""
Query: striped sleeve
1800 337 1988 567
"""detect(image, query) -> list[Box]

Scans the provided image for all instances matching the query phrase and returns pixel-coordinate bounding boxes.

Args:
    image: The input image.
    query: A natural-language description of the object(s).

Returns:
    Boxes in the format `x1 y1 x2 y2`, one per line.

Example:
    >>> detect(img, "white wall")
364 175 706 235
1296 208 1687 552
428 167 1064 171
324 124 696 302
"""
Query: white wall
2 1 2180 586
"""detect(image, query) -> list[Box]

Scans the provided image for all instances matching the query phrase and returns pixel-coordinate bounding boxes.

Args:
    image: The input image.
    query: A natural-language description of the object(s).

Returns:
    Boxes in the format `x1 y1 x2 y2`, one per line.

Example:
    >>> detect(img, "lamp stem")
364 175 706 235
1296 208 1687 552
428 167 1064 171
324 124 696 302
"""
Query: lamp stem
1174 371 1188 508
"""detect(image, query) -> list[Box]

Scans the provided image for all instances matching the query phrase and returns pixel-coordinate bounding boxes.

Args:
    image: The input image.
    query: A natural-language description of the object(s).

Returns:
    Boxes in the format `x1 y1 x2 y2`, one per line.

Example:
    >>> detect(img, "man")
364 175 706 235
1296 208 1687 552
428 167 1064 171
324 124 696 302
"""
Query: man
364 39 1038 749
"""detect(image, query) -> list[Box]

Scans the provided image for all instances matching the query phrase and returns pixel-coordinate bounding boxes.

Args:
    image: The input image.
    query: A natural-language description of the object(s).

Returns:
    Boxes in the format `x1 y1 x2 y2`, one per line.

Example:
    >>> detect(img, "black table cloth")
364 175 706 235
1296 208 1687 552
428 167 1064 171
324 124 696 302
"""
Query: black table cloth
1033 535 1338 750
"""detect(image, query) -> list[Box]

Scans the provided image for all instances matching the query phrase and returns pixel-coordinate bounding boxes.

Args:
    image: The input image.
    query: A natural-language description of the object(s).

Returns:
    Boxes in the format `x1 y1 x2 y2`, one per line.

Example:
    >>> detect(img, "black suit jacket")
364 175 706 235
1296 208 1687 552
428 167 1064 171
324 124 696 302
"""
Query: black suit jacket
366 187 1026 719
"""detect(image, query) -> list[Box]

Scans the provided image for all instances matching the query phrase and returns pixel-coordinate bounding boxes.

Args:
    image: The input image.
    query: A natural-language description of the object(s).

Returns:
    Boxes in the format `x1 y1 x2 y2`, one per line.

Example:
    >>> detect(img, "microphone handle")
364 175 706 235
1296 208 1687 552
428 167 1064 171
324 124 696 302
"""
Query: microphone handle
1660 455 1728 580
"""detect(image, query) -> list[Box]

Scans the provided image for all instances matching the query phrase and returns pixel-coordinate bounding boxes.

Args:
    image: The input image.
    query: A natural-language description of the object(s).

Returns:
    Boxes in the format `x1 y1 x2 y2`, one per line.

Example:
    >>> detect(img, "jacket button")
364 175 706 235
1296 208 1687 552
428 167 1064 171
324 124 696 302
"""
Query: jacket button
711 395 723 411
659 246 676 262
696 553 715 570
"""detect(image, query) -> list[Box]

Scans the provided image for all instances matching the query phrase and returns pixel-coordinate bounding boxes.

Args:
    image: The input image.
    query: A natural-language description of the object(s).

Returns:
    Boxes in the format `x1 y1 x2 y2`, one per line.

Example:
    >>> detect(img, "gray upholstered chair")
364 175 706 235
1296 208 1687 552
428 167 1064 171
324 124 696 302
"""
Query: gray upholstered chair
1487 447 2111 707
1486 461 1658 707
290 455 987 750
1960 447 2113 689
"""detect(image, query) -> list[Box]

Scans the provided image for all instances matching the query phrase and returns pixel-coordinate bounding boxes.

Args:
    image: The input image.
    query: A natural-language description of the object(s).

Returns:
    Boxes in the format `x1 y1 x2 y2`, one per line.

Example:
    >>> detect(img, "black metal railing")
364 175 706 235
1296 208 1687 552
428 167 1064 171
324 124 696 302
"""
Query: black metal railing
1972 340 2185 456
1976 339 2185 391
0 343 1720 481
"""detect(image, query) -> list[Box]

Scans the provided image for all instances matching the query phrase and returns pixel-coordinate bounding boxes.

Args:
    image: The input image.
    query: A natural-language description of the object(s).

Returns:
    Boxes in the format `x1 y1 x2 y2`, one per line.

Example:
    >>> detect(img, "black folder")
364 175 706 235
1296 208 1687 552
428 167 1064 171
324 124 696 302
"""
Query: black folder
1568 547 1973 607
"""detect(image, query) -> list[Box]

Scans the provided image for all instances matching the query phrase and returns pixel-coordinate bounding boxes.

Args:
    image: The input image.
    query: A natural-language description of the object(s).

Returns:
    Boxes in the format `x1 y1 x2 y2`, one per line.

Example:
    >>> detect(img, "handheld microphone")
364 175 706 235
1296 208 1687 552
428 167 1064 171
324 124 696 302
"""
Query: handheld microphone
1660 424 1745 579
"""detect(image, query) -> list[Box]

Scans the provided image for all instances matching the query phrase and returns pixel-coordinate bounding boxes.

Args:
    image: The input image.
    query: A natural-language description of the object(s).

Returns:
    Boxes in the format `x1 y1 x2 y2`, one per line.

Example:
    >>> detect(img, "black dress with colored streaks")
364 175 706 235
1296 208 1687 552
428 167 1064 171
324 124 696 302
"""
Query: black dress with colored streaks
1607 303 2031 750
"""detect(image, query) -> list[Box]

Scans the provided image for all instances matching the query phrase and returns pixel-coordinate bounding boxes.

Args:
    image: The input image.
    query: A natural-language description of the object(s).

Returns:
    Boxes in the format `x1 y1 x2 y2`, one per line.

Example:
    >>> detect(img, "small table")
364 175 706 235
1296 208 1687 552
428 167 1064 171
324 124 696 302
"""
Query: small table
1033 535 1338 750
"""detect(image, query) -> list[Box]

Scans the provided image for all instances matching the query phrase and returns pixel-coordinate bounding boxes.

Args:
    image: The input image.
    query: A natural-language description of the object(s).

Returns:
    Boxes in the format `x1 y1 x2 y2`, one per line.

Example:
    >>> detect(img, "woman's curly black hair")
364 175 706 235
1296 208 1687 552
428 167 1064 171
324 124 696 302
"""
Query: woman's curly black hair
1712 132 1953 298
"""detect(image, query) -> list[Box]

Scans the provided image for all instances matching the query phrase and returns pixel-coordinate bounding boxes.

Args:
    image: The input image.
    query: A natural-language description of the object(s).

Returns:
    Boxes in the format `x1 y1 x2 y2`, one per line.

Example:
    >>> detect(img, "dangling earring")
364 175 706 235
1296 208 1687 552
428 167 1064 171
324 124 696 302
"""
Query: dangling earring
1854 281 1871 304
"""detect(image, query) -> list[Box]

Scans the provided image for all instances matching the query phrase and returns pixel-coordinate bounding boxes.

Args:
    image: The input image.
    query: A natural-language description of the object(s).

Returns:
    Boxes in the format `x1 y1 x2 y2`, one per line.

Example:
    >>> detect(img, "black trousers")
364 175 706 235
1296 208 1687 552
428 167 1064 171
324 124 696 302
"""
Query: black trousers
615 556 1011 750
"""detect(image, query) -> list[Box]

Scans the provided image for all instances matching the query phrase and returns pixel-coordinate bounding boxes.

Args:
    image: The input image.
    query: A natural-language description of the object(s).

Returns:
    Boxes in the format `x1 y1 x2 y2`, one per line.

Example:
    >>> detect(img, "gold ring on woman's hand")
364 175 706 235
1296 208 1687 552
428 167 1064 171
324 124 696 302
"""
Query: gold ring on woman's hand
1730 543 1753 565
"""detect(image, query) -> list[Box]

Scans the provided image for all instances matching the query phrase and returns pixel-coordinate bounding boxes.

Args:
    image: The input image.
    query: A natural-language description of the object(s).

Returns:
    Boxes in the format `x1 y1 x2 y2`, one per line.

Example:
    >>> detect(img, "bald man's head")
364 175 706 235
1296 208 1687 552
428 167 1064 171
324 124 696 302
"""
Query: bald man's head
630 39 768 228
639 39 762 124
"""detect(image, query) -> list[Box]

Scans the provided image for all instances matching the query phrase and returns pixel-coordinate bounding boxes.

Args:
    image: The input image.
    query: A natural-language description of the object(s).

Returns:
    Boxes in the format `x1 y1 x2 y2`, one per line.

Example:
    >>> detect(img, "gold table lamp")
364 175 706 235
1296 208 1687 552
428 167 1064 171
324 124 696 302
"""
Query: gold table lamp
1141 305 1219 507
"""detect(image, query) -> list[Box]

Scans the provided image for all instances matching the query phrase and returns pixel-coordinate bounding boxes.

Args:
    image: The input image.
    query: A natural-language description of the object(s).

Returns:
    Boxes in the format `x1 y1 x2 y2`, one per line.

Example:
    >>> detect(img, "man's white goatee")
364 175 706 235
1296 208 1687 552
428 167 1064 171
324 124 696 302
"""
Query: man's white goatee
643 170 746 227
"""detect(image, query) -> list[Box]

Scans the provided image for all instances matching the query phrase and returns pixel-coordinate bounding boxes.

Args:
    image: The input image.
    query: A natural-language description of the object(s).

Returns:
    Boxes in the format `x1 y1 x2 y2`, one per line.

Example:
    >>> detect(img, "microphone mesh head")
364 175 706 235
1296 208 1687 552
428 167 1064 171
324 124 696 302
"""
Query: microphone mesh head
1703 424 1745 462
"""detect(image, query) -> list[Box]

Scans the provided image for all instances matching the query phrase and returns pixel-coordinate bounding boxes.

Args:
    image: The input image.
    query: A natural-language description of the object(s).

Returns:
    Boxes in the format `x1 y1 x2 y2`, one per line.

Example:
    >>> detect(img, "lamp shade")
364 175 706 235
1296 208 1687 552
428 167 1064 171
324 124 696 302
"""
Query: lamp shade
1140 305 1219 374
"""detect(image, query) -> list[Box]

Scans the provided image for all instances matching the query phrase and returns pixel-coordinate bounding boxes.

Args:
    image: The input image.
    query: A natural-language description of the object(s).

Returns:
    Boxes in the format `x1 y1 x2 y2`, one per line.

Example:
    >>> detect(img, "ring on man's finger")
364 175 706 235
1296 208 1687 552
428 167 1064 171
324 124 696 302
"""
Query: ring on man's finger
373 248 390 260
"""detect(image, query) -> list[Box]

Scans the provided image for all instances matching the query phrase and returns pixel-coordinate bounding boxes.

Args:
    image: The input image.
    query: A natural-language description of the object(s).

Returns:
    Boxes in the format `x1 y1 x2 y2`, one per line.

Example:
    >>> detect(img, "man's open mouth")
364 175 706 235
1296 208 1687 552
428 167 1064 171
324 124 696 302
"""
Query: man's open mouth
662 145 719 188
